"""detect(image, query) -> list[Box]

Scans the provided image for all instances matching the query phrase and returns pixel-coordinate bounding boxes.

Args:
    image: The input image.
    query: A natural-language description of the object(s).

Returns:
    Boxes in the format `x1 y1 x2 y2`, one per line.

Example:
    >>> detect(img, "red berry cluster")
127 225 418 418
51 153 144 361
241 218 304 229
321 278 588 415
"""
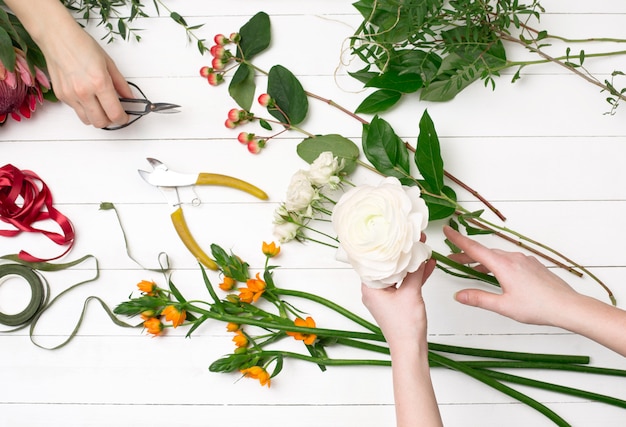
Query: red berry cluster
199 32 240 86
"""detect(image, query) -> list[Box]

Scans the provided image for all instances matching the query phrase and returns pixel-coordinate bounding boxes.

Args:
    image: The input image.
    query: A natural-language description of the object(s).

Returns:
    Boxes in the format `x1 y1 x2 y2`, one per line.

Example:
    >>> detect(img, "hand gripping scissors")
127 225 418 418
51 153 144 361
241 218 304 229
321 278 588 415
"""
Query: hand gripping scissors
104 82 181 130
138 158 268 269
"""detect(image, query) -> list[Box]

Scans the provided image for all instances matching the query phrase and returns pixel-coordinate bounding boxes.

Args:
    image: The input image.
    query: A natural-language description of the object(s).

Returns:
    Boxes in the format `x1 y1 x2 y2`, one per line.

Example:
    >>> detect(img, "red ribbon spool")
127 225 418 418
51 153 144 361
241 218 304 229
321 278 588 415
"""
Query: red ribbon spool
0 164 75 261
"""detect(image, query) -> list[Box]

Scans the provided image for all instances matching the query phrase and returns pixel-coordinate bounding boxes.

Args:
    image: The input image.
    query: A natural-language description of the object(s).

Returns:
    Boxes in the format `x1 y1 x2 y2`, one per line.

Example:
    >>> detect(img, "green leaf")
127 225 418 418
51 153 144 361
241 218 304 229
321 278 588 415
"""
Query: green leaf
168 280 187 303
362 116 411 183
348 65 378 84
365 71 423 93
421 186 457 221
238 11 271 60
259 119 272 130
117 19 127 39
354 89 401 114
267 65 308 125
0 27 16 72
415 110 444 193
229 63 256 111
297 134 360 174
170 11 187 26
421 40 507 102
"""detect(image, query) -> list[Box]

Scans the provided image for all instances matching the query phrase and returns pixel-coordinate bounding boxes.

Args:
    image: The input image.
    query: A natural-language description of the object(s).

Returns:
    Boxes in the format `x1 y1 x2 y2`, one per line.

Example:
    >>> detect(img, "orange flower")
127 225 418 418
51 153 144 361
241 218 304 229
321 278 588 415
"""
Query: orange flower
162 305 186 328
286 316 317 345
240 366 271 388
262 241 281 257
226 322 240 332
232 330 248 348
137 280 157 295
219 276 236 291
143 317 163 336
238 273 266 303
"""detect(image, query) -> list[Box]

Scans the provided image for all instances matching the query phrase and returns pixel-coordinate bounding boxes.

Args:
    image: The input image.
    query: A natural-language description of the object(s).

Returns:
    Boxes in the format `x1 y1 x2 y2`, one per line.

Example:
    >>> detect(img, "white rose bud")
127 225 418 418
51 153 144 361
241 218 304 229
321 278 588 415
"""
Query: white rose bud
308 151 343 188
284 170 318 212
331 176 431 288
273 221 301 243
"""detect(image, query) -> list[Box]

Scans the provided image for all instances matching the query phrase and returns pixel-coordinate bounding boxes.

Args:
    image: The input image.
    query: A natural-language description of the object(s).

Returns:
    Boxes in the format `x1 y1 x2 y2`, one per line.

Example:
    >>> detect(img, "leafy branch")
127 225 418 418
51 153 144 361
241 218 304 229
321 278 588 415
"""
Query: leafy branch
349 0 626 113
200 11 615 304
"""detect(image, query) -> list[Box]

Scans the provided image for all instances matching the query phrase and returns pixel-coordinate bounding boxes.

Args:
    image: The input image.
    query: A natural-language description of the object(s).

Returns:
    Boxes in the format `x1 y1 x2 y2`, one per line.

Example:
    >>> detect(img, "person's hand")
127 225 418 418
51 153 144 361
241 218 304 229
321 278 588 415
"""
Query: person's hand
361 237 436 350
40 25 133 128
444 225 580 327
5 0 133 128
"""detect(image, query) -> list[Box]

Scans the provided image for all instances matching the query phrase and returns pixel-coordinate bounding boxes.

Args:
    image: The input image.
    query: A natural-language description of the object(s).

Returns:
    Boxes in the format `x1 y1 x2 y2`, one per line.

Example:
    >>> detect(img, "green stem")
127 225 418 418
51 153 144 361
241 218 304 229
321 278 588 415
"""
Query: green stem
274 288 381 333
458 361 626 377
428 352 572 427
478 368 626 409
430 250 500 287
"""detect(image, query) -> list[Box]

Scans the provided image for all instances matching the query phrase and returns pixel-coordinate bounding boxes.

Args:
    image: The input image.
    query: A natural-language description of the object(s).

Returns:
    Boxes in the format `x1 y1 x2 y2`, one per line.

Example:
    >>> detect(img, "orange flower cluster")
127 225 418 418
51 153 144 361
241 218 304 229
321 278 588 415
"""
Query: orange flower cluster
240 366 271 388
286 316 318 345
135 281 186 336
238 273 267 303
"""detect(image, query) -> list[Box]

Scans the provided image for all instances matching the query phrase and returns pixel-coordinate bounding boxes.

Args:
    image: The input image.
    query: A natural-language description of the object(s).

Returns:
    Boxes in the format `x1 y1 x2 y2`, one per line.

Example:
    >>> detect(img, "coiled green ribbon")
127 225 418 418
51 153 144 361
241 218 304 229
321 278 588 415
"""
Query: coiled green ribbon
0 263 46 327
0 254 136 349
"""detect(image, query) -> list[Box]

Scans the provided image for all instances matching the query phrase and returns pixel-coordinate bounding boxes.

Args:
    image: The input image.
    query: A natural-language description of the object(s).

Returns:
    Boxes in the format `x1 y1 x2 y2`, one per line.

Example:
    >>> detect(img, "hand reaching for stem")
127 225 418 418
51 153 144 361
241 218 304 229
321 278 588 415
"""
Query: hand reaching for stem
444 225 626 357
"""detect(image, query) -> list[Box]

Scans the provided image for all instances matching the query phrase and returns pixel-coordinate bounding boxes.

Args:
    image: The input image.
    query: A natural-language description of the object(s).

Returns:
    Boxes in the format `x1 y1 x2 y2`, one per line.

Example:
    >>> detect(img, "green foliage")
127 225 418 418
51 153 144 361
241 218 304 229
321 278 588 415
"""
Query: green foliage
229 63 256 111
415 110 444 192
362 116 412 185
237 11 271 60
267 65 309 126
354 89 402 114
348 0 626 112
297 134 360 174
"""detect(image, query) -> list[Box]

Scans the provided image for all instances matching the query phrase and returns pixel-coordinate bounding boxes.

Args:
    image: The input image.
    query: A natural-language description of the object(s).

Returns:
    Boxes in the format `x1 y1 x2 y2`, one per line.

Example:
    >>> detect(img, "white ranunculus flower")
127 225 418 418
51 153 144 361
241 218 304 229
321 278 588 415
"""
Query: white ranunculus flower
331 176 431 288
307 151 343 188
284 170 317 212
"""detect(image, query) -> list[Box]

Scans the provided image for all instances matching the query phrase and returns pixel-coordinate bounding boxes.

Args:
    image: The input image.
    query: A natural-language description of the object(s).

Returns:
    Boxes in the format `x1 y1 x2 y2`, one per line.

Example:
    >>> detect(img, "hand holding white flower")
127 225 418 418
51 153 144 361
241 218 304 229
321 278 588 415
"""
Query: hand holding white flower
331 177 431 289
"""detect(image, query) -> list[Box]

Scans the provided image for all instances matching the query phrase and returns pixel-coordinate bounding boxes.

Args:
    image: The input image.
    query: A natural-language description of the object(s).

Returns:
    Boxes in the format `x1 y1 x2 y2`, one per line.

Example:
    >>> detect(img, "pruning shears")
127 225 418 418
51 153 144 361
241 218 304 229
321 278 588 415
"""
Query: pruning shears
138 158 268 270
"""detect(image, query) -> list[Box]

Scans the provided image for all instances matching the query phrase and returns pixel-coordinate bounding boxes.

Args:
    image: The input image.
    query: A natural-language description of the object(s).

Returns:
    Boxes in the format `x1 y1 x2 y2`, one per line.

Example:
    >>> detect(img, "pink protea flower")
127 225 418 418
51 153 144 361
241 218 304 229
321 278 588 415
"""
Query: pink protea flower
0 49 50 125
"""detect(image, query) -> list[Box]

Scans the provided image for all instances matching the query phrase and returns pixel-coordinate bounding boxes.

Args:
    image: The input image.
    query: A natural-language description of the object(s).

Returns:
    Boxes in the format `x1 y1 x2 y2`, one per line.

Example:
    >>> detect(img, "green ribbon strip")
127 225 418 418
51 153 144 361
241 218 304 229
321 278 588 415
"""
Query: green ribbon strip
0 254 138 350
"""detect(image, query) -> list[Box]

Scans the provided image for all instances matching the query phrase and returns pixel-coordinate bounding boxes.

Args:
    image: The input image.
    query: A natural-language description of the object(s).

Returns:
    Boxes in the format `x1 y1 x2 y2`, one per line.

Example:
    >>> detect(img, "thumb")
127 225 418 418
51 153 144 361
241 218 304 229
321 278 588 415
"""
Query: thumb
454 288 500 312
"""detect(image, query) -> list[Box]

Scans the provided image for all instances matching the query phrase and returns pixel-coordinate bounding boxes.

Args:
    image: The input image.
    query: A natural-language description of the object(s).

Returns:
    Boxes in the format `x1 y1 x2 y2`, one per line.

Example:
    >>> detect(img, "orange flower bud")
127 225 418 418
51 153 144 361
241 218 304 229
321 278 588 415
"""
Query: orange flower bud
137 280 157 295
262 241 281 257
162 305 186 328
219 276 236 291
143 317 163 336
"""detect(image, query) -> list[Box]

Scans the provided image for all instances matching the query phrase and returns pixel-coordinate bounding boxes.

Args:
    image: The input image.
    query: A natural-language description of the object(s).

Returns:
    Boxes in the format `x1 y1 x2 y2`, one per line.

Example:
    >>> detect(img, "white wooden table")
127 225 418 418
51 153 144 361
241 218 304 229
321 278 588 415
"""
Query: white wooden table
2 1 626 426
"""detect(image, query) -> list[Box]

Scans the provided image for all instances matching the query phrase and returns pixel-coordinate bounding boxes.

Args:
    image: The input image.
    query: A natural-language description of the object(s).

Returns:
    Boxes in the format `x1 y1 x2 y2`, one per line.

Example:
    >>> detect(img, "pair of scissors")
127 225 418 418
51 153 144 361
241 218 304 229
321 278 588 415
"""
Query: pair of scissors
105 82 180 130
138 158 268 269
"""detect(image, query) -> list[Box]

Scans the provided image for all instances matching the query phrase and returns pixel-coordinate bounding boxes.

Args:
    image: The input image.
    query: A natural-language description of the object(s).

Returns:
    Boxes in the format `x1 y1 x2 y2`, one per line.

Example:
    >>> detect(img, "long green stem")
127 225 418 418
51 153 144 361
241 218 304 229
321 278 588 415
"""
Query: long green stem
478 368 626 409
429 352 572 427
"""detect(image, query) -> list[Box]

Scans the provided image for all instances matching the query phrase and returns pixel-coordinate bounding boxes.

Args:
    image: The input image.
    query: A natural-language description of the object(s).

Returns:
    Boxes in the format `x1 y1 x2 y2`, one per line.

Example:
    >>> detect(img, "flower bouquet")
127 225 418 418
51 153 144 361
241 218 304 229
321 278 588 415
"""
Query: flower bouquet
113 8 626 427
114 242 626 427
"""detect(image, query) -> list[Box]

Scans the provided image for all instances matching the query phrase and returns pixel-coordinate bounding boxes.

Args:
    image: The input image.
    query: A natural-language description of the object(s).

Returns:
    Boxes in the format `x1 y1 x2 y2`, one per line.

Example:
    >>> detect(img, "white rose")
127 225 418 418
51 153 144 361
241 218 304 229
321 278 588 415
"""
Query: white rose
273 221 301 243
284 170 317 212
308 151 343 188
331 176 431 288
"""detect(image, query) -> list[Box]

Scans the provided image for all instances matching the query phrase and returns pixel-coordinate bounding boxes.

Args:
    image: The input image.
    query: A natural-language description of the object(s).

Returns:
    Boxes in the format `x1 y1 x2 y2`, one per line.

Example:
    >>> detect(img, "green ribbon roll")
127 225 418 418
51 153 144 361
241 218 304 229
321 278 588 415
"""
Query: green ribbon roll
0 263 46 327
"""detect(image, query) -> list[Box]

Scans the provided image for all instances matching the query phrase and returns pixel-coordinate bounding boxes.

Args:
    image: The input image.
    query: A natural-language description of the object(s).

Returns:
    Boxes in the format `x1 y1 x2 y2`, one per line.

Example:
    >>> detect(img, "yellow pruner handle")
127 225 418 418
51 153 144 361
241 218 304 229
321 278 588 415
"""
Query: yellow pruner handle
170 206 218 270
195 173 269 200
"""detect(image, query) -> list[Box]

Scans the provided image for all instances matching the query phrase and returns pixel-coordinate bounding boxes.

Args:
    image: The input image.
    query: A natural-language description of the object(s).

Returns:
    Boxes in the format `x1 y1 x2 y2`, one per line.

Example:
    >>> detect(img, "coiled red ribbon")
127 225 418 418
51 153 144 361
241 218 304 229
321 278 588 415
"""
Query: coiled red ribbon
0 164 74 261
